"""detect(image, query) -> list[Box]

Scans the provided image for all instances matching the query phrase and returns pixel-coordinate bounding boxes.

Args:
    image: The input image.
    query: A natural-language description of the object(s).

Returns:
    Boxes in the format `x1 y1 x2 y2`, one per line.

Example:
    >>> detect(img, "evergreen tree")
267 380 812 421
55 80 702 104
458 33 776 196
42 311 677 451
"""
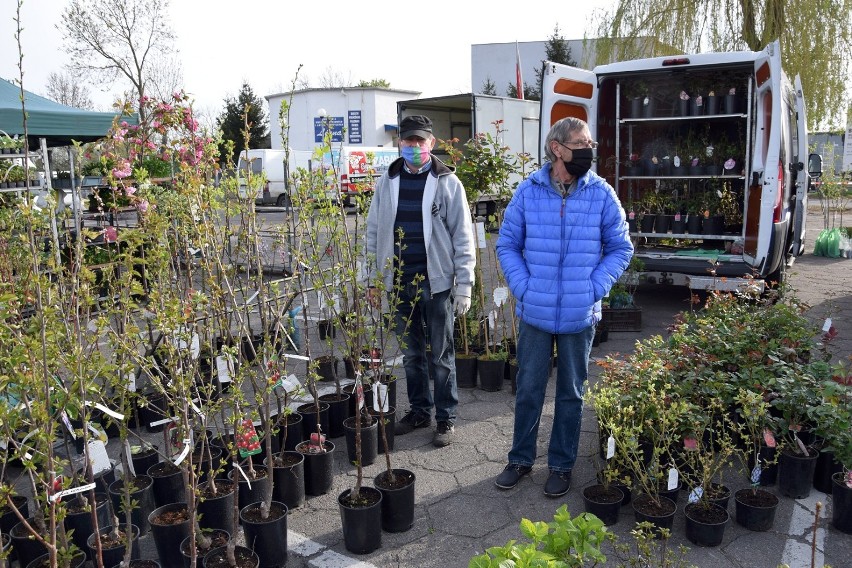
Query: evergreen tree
217 82 270 167
531 24 577 100
481 77 497 96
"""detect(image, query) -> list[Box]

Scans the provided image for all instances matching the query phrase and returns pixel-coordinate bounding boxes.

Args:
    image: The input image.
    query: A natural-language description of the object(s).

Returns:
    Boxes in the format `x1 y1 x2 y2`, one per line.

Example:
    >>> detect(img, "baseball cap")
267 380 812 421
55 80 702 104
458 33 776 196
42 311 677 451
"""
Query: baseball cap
399 115 433 139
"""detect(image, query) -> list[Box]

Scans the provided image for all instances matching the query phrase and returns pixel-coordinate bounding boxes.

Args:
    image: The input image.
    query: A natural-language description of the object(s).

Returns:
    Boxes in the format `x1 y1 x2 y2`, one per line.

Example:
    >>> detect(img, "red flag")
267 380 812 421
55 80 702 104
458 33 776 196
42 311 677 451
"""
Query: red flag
515 41 524 100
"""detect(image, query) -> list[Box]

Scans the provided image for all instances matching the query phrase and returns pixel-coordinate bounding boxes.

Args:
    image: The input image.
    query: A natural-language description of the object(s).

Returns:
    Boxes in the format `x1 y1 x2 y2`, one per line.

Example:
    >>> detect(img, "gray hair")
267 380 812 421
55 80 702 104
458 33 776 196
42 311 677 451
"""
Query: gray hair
543 117 588 162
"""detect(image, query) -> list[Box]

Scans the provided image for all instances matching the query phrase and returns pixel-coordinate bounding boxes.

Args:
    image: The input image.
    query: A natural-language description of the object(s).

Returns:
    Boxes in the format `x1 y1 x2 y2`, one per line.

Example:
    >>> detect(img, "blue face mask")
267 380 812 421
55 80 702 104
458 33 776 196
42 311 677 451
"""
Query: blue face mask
401 144 430 168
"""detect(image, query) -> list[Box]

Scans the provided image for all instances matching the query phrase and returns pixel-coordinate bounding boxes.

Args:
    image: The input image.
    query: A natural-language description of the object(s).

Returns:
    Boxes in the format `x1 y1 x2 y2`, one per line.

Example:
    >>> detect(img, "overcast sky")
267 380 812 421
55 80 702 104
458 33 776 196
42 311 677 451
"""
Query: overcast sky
1 0 610 119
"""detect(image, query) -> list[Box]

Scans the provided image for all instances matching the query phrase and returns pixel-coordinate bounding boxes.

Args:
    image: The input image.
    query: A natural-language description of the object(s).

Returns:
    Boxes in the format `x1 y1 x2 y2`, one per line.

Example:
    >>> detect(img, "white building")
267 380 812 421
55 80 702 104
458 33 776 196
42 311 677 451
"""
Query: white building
266 87 420 152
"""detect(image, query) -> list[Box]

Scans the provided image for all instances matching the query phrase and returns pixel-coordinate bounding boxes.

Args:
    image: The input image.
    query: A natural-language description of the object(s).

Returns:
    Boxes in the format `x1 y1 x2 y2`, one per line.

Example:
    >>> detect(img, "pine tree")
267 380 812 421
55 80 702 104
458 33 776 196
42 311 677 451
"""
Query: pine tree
530 24 577 100
217 82 271 167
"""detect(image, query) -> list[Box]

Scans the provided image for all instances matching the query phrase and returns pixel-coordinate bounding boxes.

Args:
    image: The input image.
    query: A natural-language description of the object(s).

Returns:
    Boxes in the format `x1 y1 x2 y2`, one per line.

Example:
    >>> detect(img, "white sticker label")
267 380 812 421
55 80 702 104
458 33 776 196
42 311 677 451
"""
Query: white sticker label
373 382 389 412
476 222 487 249
87 440 112 475
606 436 616 460
283 353 310 361
216 355 233 384
50 482 97 502
822 318 833 332
667 468 679 491
493 286 509 307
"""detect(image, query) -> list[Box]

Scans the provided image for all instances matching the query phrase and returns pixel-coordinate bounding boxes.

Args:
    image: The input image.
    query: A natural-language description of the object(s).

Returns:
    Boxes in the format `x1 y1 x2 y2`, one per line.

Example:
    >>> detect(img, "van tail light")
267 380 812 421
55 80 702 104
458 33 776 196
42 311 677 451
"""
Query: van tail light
773 161 783 223
662 57 691 66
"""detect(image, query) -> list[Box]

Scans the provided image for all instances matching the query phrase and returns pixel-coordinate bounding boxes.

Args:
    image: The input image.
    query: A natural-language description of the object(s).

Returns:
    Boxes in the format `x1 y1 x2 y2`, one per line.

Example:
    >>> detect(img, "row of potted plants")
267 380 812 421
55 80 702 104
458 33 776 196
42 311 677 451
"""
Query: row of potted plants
582 288 852 547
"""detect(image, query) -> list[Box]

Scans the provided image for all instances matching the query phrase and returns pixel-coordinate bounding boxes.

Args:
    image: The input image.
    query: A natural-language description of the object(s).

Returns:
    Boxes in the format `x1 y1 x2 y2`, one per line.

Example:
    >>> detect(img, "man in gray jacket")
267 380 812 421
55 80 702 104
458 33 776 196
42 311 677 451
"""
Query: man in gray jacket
365 115 476 447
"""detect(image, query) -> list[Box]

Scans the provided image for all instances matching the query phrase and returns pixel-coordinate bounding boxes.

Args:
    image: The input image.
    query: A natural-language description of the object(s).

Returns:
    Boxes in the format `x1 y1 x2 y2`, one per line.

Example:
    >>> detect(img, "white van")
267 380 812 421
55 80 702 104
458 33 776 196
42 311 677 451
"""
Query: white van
237 148 313 206
541 40 819 291
320 146 399 205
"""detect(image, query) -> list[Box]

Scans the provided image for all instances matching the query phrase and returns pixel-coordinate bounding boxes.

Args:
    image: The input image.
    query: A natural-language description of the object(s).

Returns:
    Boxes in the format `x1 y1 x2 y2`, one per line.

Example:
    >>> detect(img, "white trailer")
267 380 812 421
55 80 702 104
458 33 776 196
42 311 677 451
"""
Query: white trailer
540 40 819 291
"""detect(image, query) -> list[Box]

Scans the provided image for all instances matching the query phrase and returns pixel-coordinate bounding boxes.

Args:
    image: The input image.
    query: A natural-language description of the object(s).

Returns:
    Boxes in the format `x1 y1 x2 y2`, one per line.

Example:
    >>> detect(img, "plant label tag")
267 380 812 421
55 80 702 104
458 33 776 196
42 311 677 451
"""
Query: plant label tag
237 419 262 458
683 436 698 451
763 428 776 448
667 468 679 491
87 440 112 475
628 211 635 220
355 377 365 410
373 382 389 412
283 353 310 361
245 290 259 306
493 287 509 307
127 371 136 392
216 355 234 384
87 422 107 443
60 411 75 438
124 440 136 477
310 432 326 447
488 310 496 330
674 213 681 221
476 222 487 249
50 482 96 503
687 486 703 504
87 401 124 421
232 462 252 489
174 438 192 466
822 318 832 332
280 374 301 394
751 465 762 485
606 436 615 460
845 471 852 489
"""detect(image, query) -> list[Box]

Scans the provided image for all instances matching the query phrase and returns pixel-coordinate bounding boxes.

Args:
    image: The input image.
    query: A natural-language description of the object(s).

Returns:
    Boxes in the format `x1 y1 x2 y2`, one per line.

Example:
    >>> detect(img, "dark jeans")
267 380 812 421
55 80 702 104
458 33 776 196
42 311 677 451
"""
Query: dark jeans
508 320 594 472
393 281 458 424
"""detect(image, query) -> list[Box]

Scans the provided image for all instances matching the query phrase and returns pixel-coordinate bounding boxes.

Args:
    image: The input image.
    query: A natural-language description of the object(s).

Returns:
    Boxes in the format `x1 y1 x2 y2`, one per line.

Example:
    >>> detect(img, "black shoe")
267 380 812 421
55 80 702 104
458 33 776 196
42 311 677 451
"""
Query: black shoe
394 411 430 435
433 422 454 447
544 469 572 497
495 464 532 490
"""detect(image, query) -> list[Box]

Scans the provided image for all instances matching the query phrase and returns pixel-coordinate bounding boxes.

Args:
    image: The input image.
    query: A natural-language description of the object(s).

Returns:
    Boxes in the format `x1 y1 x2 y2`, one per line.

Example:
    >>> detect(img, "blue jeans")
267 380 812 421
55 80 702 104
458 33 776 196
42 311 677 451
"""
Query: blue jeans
393 281 458 424
508 320 594 472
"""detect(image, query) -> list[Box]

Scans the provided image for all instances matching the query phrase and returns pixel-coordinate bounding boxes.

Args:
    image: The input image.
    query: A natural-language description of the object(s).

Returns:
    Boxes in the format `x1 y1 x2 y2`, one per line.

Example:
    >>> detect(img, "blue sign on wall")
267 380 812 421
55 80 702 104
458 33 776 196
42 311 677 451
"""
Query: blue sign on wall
314 116 344 143
348 110 362 144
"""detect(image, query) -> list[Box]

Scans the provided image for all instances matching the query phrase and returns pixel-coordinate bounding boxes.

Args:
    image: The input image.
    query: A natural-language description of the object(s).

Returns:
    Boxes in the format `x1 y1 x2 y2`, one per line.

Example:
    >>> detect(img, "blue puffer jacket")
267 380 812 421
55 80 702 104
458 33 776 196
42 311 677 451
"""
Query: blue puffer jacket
496 163 633 334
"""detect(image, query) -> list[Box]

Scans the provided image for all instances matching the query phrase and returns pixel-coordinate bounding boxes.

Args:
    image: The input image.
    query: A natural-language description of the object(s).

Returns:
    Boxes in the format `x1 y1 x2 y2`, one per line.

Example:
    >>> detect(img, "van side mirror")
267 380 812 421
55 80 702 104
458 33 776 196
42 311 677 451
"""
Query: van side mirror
808 153 823 178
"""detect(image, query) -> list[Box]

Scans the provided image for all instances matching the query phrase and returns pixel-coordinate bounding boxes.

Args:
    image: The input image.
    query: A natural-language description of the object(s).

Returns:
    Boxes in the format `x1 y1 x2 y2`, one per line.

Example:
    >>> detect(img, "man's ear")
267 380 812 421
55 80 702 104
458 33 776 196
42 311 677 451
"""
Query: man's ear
428 137 437 150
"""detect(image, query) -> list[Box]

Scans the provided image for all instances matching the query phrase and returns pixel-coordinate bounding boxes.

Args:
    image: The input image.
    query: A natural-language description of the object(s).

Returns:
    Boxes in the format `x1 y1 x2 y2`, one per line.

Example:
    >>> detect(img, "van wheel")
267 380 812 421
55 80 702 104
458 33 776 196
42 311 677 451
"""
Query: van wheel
276 194 292 208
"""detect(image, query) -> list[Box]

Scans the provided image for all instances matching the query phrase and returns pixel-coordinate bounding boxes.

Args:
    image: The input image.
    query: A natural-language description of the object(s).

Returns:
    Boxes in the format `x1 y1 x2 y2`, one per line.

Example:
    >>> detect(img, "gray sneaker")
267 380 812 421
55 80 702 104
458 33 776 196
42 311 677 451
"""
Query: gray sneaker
433 421 454 447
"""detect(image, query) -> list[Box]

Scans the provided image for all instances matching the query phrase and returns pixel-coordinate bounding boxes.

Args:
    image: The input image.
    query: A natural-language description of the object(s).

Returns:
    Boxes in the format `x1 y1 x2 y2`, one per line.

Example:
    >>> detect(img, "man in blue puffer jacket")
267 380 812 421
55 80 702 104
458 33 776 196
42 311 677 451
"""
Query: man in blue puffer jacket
494 117 633 496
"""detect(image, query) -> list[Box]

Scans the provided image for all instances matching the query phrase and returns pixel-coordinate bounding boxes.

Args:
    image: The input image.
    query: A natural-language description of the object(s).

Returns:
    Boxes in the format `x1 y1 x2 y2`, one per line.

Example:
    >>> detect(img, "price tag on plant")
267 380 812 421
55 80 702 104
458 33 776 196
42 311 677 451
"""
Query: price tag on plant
60 411 75 438
751 465 762 485
488 310 496 330
237 419 262 458
493 287 509 307
683 436 698 451
87 440 112 475
763 428 776 448
280 374 301 394
667 467 679 491
373 382 389 412
216 355 234 384
127 371 136 392
606 435 615 460
476 222 487 249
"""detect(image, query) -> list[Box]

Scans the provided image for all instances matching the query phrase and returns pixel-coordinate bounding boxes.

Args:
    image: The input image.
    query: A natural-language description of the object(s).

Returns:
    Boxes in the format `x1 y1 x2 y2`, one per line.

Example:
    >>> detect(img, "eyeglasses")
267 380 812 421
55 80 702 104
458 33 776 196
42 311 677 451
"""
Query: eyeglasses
559 139 599 150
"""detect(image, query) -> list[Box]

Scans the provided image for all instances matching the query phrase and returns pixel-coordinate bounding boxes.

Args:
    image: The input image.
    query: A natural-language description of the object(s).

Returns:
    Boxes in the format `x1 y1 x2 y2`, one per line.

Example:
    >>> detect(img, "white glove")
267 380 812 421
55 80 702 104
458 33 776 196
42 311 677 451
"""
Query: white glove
455 295 471 316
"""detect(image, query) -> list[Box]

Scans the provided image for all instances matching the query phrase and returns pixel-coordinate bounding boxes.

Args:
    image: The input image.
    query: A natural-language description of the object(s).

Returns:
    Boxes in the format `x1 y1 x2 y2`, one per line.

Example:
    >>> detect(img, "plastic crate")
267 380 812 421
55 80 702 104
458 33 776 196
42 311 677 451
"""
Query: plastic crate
601 307 642 332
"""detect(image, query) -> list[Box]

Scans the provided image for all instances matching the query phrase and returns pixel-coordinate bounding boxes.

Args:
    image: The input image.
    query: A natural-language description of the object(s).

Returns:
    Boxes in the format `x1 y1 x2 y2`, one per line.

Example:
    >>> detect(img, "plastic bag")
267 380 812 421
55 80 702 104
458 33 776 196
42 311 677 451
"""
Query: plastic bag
814 228 842 258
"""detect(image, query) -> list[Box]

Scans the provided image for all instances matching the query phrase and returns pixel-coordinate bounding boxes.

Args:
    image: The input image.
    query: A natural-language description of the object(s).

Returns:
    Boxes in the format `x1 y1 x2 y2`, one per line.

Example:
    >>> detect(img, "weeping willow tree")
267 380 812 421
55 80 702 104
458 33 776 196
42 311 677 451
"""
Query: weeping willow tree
587 0 852 130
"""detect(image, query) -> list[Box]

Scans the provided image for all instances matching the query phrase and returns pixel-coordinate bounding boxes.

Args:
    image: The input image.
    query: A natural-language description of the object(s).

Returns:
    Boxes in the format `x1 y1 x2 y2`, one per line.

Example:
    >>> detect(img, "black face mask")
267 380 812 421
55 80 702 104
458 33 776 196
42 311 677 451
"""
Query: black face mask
563 147 594 177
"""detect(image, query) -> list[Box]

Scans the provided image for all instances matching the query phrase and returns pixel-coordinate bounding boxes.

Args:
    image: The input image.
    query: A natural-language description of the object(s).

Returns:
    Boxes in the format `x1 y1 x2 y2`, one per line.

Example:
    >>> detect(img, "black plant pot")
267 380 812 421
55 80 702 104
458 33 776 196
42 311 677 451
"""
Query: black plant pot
705 164 723 176
148 502 191 568
632 494 676 538
455 354 478 388
734 488 779 531
691 99 704 116
705 483 732 511
831 472 852 534
228 466 272 515
240 501 289 568
344 415 378 466
338 487 383 554
375 468 416 533
630 97 642 118
180 529 230 568
684 502 729 547
778 448 818 499
315 355 338 381
193 444 224 484
26 551 86 568
642 97 656 118
10 519 49 567
298 402 330 442
197 479 236 533
724 94 739 114
582 484 623 526
203 545 259 568
686 214 702 234
87 524 141 567
747 445 778 486
318 319 336 340
108 475 155 536
477 357 505 392
813 449 843 494
369 405 396 453
677 98 690 116
64 492 112 560
705 95 720 115
670 215 686 234
148 460 186 508
627 216 638 233
296 440 336 496
639 214 656 233
278 413 303 452
267 451 305 511
1 494 28 535
131 445 160 478
657 481 682 506
702 215 725 236
654 213 672 234
139 390 170 433
612 480 632 506
319 392 351 438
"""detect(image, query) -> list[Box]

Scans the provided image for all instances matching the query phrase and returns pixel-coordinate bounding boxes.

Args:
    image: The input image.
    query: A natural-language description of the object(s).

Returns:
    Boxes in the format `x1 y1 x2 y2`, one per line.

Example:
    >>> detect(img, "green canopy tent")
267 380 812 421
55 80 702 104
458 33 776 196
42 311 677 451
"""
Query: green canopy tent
0 76 137 148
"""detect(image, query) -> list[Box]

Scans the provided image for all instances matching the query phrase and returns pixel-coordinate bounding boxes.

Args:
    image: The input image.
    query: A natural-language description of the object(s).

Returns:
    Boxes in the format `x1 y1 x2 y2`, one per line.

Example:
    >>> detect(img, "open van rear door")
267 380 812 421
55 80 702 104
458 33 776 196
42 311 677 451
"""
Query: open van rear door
792 75 809 257
743 41 783 269
540 62 598 164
